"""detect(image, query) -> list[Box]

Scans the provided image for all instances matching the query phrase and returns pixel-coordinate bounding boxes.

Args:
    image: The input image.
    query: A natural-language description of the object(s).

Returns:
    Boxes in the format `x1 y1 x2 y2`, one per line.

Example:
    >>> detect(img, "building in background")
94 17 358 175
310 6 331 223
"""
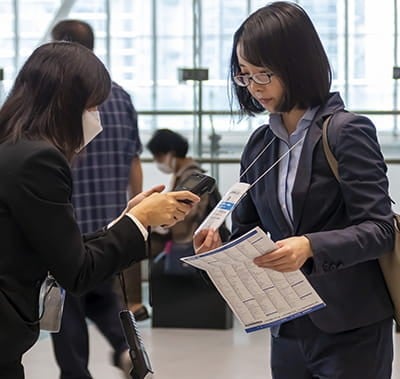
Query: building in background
0 0 399 157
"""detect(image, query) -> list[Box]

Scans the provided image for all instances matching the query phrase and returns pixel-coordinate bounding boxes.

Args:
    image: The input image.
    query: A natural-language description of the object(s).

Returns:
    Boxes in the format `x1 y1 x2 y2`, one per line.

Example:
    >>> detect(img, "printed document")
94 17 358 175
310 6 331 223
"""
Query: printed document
181 227 325 333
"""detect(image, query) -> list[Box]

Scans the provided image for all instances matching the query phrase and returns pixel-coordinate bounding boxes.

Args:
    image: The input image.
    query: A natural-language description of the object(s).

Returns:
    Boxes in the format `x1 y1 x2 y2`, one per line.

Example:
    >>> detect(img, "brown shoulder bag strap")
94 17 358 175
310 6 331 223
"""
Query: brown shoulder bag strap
322 115 339 181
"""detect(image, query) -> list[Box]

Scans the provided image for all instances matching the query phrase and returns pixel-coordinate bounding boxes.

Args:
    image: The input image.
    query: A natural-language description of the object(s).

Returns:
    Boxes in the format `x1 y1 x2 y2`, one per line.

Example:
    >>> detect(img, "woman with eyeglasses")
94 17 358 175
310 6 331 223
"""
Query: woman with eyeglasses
195 2 394 378
0 41 199 379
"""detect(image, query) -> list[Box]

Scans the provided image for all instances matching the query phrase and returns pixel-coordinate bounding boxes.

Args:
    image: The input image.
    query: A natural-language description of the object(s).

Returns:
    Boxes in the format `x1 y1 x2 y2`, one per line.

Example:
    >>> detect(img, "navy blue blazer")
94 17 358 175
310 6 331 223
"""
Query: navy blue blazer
232 92 394 333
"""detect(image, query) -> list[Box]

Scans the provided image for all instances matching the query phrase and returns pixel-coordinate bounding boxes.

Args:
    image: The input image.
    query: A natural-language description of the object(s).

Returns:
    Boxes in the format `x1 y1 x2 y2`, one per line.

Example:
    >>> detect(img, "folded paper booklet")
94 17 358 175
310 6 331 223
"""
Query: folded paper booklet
181 227 325 333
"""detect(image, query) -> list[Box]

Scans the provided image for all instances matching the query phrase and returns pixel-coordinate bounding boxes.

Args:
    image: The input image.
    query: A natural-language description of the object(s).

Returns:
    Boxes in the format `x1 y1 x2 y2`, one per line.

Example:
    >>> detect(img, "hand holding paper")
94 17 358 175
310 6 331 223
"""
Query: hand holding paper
183 227 325 333
193 229 222 254
254 235 313 272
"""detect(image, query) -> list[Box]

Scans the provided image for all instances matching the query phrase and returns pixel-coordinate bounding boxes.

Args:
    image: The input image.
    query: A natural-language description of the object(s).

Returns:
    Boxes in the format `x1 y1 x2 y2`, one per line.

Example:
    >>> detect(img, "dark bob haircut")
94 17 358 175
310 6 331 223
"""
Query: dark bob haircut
0 41 111 160
230 1 332 116
147 129 189 158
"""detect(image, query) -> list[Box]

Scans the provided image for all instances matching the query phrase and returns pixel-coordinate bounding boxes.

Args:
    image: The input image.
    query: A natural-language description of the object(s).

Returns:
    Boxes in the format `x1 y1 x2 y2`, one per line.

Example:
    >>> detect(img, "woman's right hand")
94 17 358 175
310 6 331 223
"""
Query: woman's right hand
194 229 222 254
128 190 200 228
126 184 166 210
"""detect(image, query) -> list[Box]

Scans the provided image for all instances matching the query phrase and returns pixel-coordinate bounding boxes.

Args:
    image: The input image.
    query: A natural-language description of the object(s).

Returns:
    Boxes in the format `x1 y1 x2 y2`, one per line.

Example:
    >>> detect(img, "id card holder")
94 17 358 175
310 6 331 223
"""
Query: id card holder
38 273 66 332
195 182 250 235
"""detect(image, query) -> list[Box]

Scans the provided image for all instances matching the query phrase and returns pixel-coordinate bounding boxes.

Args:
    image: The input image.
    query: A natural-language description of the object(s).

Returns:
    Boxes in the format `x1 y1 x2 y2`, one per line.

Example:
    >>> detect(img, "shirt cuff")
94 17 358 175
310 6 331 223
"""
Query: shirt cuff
106 214 148 240
124 214 149 240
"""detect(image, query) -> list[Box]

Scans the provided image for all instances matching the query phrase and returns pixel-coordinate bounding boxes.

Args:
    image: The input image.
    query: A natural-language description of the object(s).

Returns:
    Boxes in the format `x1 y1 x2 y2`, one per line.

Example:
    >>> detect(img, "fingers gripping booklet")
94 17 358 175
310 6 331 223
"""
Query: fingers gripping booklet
181 227 325 333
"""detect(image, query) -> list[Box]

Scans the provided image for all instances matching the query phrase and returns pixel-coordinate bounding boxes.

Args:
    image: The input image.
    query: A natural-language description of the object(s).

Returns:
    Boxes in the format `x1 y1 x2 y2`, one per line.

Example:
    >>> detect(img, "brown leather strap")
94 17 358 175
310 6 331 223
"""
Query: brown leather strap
322 115 339 181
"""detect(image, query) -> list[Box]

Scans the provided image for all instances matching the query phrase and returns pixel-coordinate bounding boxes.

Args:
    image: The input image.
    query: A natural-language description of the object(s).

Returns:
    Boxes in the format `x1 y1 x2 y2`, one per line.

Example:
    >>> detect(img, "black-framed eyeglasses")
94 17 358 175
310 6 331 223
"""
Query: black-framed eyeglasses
233 72 274 87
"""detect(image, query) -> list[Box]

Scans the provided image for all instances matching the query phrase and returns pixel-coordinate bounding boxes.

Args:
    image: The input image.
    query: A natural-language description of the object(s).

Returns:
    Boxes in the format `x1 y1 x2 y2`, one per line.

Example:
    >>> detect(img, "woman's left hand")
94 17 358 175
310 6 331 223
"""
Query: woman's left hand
253 236 313 272
193 229 222 254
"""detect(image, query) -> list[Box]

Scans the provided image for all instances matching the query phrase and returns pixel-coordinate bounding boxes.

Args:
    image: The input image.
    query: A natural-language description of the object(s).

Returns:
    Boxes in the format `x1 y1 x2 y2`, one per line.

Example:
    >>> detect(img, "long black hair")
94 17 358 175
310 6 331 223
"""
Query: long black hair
229 1 332 116
0 41 111 160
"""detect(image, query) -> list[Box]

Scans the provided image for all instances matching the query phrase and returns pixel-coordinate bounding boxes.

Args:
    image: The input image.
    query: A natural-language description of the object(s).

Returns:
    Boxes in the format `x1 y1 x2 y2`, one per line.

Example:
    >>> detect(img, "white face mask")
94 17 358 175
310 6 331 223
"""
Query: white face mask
156 161 174 174
76 110 103 153
156 154 176 174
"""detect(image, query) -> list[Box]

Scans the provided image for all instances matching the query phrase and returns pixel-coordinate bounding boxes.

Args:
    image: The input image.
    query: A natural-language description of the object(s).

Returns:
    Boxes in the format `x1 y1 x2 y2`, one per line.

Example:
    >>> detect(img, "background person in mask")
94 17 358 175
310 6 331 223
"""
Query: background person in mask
50 19 147 379
0 42 199 379
147 129 211 248
146 129 231 329
146 129 231 254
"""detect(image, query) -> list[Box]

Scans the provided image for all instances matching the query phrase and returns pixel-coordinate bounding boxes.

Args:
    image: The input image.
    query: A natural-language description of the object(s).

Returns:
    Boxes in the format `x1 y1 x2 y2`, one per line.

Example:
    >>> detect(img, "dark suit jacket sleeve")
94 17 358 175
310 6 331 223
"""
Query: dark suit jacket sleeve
9 146 146 294
305 115 394 274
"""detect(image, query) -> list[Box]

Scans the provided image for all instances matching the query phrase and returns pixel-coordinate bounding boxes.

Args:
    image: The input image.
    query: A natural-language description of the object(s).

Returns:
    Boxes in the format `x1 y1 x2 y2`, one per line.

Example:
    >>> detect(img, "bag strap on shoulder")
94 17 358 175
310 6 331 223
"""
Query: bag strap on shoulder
322 113 397 207
322 115 339 181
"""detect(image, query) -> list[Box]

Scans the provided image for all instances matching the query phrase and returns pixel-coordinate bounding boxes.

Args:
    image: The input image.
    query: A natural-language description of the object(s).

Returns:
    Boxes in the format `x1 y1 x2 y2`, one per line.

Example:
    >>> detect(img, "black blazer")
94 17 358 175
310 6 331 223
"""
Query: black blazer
232 92 395 333
0 139 147 365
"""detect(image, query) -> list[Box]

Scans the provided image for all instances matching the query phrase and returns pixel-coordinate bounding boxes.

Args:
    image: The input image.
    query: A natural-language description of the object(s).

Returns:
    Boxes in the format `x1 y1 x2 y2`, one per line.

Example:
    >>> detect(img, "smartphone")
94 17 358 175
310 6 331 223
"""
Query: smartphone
174 172 216 203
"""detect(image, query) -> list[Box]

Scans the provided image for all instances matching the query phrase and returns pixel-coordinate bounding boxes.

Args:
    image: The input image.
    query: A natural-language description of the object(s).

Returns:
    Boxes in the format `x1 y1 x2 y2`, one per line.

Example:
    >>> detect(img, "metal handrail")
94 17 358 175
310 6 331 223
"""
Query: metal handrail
140 157 400 165
137 110 400 116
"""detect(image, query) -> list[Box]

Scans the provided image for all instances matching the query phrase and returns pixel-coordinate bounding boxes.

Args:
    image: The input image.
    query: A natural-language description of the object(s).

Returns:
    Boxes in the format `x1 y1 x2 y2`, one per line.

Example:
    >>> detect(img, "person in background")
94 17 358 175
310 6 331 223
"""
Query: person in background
147 129 230 255
0 41 198 379
147 129 209 247
50 20 148 379
195 2 395 378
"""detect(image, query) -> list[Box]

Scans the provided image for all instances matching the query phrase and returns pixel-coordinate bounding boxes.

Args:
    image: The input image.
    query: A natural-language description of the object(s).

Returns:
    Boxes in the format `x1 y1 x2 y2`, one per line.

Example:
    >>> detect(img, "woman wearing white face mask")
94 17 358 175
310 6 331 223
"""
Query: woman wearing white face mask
0 42 199 379
155 153 176 174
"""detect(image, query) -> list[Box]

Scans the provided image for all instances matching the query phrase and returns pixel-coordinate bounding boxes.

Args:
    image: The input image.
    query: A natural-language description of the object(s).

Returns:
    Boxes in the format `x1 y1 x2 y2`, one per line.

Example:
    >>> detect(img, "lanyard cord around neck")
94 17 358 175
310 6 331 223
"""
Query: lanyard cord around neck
240 136 276 179
240 106 319 189
245 134 306 192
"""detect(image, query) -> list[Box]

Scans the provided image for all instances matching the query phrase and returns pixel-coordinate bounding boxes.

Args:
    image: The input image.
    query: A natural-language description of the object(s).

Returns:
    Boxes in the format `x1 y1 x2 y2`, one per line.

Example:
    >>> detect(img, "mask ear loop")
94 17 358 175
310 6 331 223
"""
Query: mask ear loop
170 154 177 172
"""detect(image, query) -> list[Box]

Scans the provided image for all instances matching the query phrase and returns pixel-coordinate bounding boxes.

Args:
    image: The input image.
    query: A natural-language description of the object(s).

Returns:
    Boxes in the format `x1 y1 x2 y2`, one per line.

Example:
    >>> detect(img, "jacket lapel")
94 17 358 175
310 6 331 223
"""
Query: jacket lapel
290 92 345 234
264 136 294 236
292 119 323 233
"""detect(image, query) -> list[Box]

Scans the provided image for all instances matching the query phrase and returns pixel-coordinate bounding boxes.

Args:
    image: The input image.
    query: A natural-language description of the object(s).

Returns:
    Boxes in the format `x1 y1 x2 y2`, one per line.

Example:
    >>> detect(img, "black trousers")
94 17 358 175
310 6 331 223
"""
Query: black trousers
271 315 393 379
51 279 127 379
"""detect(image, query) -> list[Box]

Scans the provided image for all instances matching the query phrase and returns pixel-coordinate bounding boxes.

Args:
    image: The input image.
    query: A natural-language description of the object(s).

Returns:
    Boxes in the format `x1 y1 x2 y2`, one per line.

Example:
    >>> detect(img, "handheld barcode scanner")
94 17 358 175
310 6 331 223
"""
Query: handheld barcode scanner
119 310 154 379
174 173 216 202
117 241 153 378
119 173 215 379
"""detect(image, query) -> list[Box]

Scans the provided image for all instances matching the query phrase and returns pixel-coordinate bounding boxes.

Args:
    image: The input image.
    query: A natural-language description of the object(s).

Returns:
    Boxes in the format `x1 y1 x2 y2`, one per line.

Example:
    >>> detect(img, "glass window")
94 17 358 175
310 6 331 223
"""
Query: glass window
1 0 400 158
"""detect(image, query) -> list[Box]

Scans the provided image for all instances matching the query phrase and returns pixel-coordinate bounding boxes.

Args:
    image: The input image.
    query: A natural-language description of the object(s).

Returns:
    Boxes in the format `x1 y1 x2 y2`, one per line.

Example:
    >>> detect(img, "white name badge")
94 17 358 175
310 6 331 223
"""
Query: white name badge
195 182 250 235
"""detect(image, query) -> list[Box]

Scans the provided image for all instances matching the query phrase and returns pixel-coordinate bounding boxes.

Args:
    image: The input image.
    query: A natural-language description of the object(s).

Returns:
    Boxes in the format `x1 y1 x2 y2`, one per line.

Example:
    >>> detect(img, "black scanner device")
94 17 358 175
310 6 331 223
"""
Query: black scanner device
174 172 216 203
